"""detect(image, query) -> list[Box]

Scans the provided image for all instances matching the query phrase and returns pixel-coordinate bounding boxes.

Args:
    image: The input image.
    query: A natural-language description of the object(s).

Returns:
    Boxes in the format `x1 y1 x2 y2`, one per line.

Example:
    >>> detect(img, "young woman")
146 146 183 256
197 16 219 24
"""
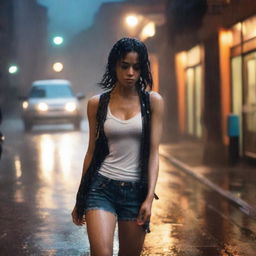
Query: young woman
72 37 164 256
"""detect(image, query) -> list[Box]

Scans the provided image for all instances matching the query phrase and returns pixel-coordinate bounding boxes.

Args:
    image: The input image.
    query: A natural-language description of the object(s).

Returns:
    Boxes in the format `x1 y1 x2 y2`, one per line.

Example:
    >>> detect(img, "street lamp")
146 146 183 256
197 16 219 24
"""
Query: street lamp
125 15 139 28
140 22 155 41
8 65 19 74
52 36 64 46
52 62 63 72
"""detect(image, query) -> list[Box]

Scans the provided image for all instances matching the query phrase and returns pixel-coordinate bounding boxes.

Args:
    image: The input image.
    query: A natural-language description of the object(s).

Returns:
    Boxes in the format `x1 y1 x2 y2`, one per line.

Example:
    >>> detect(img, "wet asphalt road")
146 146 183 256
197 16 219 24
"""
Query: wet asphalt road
0 118 256 256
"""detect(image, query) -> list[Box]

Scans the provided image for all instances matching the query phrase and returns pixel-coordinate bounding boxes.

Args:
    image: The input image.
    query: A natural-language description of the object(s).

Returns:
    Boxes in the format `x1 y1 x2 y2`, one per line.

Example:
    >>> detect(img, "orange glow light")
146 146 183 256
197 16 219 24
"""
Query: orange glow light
220 30 233 45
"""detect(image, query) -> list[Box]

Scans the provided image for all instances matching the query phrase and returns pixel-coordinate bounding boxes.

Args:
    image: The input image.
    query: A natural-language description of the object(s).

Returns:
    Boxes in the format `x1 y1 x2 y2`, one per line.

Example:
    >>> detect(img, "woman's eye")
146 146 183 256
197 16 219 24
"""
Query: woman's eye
120 64 140 70
120 64 128 69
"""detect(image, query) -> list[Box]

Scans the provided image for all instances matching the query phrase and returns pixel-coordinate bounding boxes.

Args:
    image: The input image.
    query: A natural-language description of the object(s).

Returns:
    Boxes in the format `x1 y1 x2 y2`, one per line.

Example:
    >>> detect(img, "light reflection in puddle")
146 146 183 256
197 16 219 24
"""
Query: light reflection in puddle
58 135 73 183
15 155 22 179
38 134 55 183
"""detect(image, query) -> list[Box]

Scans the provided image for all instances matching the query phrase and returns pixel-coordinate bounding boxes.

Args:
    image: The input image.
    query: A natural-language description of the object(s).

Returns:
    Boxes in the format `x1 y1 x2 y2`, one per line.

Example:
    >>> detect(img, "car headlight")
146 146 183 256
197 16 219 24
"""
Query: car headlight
37 102 48 112
22 101 29 109
65 102 77 112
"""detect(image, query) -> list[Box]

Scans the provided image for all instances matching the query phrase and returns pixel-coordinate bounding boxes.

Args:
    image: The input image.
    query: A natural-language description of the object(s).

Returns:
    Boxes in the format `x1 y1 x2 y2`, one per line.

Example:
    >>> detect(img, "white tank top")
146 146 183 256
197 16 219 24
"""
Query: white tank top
98 105 142 181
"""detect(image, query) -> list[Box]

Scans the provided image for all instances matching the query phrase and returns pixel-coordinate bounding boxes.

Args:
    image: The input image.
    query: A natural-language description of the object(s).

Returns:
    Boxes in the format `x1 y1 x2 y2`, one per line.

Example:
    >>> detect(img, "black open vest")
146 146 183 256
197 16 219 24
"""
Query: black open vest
76 88 158 219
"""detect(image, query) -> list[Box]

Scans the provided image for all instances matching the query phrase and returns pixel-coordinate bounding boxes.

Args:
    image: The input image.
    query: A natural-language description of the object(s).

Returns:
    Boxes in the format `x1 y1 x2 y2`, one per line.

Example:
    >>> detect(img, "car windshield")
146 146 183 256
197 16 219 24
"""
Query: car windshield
29 85 74 98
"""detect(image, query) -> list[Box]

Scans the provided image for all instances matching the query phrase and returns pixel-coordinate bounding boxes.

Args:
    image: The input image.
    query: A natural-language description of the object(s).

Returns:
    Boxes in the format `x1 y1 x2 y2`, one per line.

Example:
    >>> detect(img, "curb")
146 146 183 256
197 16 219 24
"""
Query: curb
160 150 256 219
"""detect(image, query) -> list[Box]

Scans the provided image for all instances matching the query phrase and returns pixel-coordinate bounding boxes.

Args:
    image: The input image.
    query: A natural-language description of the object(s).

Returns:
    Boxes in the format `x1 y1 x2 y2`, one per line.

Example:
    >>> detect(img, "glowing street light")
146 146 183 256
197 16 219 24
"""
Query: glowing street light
8 65 19 74
125 15 139 28
52 62 63 72
52 36 64 46
140 22 155 41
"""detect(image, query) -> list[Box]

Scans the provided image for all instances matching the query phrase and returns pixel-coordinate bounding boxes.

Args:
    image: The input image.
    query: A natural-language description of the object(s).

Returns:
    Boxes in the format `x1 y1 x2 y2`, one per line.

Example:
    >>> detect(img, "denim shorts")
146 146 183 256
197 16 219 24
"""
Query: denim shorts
84 171 150 233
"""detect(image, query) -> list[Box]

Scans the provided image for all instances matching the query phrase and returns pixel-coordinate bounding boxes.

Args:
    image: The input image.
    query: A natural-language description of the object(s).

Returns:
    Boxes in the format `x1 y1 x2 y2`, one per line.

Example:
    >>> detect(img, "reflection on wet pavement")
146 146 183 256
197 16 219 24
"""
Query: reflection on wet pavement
142 157 256 255
142 158 220 255
161 142 256 210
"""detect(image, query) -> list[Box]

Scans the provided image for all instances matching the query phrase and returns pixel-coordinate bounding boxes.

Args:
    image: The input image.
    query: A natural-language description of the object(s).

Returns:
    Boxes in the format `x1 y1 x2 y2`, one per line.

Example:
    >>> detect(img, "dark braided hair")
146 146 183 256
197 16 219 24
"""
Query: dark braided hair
98 37 153 91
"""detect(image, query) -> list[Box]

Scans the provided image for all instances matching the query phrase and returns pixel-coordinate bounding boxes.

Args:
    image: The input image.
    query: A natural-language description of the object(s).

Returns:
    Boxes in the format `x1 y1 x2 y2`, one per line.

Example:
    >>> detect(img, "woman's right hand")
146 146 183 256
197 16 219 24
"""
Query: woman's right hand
71 206 86 226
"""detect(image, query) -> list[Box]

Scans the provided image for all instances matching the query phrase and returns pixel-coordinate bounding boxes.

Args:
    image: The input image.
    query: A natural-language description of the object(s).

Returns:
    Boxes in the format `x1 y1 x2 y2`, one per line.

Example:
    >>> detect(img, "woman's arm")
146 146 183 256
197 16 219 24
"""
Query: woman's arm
146 91 164 200
137 91 164 225
79 95 100 181
72 95 99 225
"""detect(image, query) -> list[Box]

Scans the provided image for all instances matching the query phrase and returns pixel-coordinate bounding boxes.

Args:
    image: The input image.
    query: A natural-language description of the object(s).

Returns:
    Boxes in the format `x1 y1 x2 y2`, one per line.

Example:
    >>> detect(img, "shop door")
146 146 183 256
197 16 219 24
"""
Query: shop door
243 52 256 158
185 65 203 138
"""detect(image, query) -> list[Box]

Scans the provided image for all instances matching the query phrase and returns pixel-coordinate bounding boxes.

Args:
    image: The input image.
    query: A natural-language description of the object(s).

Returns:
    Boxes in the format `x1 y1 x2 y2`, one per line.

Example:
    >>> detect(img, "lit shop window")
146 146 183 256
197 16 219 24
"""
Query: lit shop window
231 15 256 46
242 15 256 41
176 45 203 138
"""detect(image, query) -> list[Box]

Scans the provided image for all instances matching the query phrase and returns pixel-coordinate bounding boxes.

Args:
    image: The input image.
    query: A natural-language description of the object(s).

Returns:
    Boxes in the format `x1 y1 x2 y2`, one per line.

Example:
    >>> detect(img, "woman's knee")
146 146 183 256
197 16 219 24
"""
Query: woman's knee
118 249 142 256
91 247 112 256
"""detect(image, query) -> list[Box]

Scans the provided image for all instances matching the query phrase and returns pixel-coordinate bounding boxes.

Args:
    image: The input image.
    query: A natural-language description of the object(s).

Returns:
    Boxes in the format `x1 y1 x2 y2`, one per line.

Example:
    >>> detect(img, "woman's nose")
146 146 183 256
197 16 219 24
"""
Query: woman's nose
127 67 134 76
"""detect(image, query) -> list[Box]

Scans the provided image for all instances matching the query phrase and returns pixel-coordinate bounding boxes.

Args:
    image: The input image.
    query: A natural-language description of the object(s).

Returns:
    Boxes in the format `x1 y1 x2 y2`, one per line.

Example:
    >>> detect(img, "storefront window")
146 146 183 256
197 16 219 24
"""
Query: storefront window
230 14 256 157
176 45 203 139
231 16 256 47
242 15 256 42
187 46 200 66
246 57 256 132
185 46 203 138
186 68 194 135
231 23 242 46
231 56 243 154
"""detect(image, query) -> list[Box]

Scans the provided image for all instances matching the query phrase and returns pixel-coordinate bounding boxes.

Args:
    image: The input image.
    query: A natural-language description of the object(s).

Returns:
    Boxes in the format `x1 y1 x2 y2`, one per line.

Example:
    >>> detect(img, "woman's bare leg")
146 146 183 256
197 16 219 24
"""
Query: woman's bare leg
85 209 117 256
118 221 146 256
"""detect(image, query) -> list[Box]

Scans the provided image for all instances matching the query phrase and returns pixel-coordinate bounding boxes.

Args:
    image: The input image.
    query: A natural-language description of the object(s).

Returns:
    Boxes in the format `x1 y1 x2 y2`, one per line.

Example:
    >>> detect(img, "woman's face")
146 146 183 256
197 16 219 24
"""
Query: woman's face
115 51 141 88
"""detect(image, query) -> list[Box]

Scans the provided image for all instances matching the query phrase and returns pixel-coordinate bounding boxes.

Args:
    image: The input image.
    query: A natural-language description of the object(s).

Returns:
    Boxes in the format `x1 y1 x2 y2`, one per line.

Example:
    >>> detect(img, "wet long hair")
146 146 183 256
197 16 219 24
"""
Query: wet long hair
98 37 153 91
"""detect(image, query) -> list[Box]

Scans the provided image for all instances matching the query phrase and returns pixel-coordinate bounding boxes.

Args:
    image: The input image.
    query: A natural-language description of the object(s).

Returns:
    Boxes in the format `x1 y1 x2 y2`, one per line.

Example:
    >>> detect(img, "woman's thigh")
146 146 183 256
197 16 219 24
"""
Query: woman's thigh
118 220 146 256
86 209 117 256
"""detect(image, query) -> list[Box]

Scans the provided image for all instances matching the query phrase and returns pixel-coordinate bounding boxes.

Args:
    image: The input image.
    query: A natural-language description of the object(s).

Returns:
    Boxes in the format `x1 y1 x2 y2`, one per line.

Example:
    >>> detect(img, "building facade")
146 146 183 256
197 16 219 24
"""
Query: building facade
166 0 256 160
13 0 48 95
0 0 48 115
0 0 14 112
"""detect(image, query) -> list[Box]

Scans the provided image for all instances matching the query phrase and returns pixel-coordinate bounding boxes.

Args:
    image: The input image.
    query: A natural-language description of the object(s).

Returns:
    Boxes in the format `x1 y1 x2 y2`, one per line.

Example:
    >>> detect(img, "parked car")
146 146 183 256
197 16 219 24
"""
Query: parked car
21 79 85 131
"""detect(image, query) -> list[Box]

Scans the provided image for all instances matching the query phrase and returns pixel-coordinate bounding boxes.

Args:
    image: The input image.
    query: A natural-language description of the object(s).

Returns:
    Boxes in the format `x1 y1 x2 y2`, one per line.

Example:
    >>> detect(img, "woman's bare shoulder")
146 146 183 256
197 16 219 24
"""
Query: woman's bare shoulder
88 94 101 107
87 94 101 115
148 91 164 115
149 91 164 107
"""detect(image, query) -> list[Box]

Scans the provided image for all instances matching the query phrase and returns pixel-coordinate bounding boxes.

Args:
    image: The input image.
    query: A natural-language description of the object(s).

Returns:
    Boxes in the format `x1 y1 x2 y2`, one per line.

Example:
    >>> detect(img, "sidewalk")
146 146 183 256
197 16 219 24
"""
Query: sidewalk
159 140 256 218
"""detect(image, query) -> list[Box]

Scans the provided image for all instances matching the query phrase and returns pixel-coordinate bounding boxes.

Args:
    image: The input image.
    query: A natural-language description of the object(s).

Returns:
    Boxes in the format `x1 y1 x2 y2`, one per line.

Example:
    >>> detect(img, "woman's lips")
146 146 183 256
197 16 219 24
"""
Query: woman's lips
125 79 134 82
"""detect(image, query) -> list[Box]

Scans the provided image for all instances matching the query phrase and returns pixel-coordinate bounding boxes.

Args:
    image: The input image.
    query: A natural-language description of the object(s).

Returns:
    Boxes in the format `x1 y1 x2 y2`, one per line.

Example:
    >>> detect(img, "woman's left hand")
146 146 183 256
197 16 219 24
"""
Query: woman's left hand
137 199 152 225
